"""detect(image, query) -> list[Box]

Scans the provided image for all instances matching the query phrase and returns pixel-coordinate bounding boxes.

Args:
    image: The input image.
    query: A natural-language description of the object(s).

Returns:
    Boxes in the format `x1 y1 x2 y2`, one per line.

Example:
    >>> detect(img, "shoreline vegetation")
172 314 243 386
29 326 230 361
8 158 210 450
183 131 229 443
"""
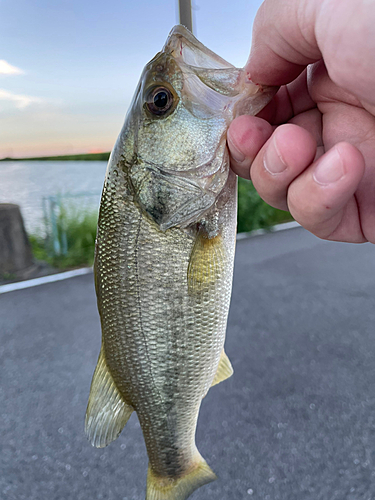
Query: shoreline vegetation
0 152 111 162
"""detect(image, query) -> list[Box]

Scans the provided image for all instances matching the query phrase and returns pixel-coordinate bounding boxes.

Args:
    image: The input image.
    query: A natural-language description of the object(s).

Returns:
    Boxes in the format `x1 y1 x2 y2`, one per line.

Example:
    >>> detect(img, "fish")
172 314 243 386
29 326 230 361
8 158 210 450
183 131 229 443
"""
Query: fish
85 25 277 500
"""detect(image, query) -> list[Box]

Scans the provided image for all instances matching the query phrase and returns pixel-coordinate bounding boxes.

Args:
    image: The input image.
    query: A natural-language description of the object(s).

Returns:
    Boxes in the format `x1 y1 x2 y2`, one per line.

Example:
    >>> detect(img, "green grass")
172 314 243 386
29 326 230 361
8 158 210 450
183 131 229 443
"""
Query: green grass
30 208 98 268
30 180 292 269
237 177 292 233
1 152 111 162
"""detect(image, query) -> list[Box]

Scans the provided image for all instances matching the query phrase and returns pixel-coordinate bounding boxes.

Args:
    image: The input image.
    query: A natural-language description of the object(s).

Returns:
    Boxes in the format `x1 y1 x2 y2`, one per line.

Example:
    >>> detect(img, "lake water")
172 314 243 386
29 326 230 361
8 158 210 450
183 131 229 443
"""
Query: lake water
0 161 108 234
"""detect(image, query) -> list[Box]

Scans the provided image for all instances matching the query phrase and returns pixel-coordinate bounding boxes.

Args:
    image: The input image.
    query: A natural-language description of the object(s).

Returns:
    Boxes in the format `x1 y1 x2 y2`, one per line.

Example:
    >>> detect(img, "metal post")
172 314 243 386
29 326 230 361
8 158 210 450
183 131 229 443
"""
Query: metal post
178 0 193 33
50 197 61 256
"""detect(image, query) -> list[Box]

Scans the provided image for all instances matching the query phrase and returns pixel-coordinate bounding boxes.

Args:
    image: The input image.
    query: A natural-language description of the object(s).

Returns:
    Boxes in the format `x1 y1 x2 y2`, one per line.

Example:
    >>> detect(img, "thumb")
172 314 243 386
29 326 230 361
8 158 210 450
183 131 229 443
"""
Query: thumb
248 0 375 107
247 0 321 85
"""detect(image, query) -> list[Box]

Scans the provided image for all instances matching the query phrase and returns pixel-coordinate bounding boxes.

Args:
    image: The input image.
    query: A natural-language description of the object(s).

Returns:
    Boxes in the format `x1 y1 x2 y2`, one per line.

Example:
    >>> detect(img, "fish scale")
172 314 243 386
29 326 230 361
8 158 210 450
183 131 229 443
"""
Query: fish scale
97 165 234 476
85 24 277 500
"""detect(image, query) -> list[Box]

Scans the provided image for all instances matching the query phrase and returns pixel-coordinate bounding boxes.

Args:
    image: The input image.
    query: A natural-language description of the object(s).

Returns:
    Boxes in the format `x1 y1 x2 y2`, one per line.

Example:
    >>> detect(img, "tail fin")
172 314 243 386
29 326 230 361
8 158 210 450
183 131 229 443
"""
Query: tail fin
146 457 216 500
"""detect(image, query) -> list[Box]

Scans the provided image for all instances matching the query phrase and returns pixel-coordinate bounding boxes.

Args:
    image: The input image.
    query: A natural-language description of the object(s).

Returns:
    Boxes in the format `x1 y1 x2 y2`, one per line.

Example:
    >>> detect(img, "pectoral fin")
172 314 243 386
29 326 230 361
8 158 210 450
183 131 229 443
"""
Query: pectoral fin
211 350 233 387
85 346 133 448
187 232 226 295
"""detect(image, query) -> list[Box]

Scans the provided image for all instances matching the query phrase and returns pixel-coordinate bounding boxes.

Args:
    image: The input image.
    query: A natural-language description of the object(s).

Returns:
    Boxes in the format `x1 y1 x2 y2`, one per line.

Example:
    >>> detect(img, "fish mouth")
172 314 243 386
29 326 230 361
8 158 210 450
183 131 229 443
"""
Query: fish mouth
163 25 234 70
162 25 278 120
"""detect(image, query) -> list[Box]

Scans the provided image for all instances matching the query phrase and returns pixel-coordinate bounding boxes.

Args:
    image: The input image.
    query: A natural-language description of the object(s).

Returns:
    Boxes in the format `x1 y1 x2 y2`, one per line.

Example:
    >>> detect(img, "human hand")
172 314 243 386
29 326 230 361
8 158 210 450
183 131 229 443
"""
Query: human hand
228 0 375 243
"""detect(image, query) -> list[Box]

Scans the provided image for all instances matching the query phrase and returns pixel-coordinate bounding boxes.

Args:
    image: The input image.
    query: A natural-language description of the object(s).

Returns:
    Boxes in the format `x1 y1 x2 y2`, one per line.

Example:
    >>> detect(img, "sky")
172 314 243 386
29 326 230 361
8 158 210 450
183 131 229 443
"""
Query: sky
0 0 263 158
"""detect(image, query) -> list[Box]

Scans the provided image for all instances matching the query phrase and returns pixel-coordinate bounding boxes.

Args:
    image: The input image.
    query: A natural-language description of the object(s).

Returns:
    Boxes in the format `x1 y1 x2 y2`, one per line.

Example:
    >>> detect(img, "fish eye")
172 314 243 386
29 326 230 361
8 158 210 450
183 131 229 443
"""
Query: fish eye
146 86 173 116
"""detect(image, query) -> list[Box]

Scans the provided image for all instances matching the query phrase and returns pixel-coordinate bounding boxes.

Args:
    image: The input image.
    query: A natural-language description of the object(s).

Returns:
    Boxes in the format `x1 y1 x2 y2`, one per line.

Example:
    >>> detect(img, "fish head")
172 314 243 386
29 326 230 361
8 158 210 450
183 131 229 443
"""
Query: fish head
119 25 278 231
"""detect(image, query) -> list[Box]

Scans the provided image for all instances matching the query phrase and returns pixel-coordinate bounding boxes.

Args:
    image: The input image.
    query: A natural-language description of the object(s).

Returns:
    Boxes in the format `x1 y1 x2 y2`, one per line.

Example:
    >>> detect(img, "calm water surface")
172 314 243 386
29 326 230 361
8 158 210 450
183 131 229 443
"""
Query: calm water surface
0 161 107 233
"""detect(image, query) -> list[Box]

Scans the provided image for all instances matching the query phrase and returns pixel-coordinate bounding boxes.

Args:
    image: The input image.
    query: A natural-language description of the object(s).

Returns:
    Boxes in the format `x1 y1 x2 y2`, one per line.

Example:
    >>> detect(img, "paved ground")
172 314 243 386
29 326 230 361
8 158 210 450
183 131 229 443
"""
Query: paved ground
1 227 375 500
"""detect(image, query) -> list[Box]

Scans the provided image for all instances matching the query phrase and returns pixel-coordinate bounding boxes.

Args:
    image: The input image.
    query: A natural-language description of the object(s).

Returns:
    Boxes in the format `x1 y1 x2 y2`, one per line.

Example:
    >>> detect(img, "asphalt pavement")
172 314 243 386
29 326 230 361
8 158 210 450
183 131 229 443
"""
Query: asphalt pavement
1 226 375 500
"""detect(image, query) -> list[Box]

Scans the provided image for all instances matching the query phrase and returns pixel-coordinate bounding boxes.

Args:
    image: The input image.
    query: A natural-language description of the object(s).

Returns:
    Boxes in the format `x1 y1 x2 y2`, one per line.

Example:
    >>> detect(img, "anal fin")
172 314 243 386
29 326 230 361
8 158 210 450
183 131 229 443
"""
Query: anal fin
85 345 133 448
211 349 233 387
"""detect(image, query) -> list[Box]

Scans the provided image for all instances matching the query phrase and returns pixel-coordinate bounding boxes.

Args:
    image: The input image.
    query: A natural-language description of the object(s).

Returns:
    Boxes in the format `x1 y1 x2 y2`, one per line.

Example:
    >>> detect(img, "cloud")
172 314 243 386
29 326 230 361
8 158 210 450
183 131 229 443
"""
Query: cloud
0 89 43 109
0 60 24 76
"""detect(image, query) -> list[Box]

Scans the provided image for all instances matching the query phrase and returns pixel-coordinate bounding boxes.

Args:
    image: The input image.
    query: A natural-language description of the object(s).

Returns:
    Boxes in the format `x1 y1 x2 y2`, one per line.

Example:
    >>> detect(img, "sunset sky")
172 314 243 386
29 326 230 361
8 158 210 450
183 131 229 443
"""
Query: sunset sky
0 0 263 158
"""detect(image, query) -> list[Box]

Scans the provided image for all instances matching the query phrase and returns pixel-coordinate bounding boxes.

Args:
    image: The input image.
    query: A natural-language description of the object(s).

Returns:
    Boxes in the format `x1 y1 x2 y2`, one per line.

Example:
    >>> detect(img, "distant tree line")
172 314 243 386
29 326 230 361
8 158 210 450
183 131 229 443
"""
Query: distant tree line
0 152 111 162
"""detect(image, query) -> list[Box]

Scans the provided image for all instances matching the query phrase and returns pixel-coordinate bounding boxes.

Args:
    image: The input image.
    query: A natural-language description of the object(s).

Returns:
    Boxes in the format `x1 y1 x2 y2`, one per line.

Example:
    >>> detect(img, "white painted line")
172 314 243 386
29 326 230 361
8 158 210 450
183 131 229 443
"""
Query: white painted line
236 220 300 240
272 220 301 232
0 267 93 295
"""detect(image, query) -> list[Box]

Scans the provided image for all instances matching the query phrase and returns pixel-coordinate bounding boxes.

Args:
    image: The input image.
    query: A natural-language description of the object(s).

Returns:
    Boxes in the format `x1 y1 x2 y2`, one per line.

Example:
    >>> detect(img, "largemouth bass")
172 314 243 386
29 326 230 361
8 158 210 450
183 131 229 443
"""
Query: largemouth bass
85 25 276 500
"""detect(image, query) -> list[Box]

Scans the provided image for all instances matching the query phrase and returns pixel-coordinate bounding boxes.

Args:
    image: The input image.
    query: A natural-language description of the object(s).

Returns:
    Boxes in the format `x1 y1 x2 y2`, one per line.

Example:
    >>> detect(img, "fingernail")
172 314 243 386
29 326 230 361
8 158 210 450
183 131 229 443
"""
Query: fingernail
227 135 246 163
263 135 287 174
313 148 345 185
